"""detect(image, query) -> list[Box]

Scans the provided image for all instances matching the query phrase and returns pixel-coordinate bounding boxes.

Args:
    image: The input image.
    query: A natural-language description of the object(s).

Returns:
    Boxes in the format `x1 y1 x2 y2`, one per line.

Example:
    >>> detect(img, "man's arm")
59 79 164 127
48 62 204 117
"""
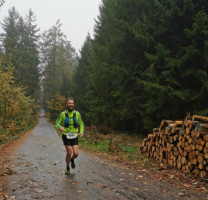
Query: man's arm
56 112 65 132
78 112 84 137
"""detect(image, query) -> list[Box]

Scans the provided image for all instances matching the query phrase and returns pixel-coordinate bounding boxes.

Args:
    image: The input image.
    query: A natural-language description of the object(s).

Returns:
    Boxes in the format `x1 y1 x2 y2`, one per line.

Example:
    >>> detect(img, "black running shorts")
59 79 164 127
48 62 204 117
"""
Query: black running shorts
62 135 78 146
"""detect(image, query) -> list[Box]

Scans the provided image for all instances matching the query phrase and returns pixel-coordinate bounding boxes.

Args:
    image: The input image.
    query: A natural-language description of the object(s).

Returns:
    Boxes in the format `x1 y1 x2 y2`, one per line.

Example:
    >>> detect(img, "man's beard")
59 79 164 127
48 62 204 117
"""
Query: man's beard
67 107 74 112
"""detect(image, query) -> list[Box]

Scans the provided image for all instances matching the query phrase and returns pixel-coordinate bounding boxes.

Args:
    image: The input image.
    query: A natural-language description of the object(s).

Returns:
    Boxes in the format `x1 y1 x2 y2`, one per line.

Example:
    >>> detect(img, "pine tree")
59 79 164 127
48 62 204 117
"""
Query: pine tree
71 34 93 124
40 20 76 108
1 8 40 99
73 0 208 134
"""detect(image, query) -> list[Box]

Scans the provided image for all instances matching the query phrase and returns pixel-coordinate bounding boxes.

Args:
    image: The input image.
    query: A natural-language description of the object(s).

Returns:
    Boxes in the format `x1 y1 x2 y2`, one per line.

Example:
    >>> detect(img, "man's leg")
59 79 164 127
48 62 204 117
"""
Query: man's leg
71 145 78 169
65 145 72 167
72 145 78 159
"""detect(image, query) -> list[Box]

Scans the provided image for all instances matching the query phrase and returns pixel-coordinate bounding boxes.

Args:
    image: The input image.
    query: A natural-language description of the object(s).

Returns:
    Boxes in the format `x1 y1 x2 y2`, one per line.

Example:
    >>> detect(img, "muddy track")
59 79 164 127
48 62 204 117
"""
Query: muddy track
4 118 208 200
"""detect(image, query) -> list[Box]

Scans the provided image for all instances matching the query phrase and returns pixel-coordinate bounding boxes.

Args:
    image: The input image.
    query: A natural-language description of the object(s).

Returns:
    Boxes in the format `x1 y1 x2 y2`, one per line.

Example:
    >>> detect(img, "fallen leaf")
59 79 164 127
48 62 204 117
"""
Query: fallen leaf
137 175 143 178
100 185 107 189
169 175 174 179
131 187 139 191
178 192 185 196
183 184 190 188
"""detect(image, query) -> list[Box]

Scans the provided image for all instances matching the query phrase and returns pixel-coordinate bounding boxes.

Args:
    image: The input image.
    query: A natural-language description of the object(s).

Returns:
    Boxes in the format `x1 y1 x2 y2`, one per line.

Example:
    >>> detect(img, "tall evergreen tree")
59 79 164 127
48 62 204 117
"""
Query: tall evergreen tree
71 0 208 134
1 7 40 99
40 20 76 107
71 34 93 124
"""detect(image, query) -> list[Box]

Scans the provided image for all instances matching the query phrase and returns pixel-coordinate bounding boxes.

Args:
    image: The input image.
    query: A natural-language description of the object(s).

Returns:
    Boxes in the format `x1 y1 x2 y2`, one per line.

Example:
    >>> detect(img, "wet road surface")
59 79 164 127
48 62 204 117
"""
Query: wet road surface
6 118 208 200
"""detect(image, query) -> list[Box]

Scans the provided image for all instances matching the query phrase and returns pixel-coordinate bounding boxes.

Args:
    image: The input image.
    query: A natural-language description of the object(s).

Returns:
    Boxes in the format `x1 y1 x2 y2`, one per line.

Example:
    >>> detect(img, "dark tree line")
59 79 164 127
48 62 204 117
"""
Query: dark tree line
0 7 41 142
0 7 77 110
0 7 77 140
1 2 207 135
71 0 208 134
1 7 40 99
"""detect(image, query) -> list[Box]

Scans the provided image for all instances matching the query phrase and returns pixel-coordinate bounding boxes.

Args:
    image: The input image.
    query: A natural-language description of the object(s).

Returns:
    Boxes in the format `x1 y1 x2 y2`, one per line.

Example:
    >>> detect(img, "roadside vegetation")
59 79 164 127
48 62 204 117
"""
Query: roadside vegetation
51 118 156 169
0 59 39 146
0 8 40 146
70 0 208 135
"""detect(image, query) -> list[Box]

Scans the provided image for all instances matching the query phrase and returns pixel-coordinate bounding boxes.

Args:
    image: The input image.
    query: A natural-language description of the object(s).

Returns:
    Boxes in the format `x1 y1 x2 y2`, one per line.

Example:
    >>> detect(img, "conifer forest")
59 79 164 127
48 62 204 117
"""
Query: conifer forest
0 0 208 141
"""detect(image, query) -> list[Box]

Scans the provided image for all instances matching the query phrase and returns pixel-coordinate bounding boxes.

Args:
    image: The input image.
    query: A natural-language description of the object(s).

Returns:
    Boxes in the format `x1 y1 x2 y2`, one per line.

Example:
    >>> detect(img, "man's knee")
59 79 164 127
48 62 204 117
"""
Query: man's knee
66 147 72 157
66 152 71 157
73 152 78 158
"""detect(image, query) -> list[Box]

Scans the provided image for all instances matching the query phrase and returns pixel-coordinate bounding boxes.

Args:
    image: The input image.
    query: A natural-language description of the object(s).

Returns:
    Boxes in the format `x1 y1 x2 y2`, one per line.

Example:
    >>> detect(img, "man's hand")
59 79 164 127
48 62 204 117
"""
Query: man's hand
79 133 84 137
60 127 65 132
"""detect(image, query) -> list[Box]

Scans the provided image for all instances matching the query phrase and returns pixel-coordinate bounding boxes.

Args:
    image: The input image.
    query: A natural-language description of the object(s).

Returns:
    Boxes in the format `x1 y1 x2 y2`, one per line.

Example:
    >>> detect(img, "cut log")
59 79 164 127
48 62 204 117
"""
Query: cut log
197 153 205 163
204 148 208 154
140 114 208 178
186 127 190 135
181 157 187 165
188 151 196 160
204 134 208 142
188 121 199 129
199 171 207 179
198 163 204 170
153 128 159 132
159 120 174 131
192 115 208 123
190 158 197 165
177 161 182 169
193 169 200 176
174 121 183 127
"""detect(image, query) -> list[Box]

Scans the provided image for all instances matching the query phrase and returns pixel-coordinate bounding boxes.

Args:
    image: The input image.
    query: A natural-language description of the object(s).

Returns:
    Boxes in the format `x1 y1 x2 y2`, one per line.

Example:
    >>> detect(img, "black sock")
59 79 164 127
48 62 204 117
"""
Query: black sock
67 166 70 170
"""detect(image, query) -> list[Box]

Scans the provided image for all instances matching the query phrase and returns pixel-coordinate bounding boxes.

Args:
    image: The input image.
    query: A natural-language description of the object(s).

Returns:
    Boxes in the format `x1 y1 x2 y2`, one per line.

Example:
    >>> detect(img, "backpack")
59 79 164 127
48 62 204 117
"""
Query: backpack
64 110 78 128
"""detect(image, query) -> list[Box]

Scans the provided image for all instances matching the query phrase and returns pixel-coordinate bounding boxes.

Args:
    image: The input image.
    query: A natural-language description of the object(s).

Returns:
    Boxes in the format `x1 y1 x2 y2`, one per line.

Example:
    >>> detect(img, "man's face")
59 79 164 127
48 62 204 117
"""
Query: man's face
67 100 74 111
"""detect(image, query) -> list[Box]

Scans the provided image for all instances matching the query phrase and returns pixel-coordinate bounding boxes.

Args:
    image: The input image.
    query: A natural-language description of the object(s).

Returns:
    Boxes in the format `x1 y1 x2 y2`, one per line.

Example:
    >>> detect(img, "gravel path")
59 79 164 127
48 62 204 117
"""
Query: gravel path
6 118 208 200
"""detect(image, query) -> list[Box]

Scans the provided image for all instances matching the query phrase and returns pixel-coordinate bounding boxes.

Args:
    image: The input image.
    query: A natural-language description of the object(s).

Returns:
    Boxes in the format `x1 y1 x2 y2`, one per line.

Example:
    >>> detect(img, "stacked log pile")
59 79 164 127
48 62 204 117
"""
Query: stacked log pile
140 115 208 178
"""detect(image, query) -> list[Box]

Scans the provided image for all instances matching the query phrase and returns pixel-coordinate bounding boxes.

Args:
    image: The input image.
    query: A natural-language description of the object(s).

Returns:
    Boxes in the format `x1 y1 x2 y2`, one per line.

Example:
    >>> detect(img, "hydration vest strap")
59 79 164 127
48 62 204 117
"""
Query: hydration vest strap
65 111 69 118
64 111 69 128
64 110 78 128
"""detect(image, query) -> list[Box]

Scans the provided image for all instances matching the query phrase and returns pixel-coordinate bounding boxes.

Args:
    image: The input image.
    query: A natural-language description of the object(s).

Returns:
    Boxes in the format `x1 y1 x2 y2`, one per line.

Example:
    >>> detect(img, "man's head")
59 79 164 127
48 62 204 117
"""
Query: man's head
66 97 74 111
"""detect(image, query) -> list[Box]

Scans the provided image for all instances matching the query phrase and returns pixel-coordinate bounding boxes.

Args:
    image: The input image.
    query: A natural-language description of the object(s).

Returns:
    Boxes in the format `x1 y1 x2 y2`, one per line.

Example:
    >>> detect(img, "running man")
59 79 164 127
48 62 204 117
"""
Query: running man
56 97 84 175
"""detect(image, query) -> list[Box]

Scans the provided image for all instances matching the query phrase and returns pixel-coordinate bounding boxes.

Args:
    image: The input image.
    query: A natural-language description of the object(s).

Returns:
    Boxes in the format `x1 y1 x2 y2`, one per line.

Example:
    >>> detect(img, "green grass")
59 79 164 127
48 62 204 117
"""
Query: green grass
79 137 110 152
79 136 141 162
49 121 151 165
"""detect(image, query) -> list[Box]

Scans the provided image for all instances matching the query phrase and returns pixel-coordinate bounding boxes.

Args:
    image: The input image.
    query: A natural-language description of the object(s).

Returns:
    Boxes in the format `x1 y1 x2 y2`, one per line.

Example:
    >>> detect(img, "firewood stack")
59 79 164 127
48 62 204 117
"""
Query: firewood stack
140 115 208 178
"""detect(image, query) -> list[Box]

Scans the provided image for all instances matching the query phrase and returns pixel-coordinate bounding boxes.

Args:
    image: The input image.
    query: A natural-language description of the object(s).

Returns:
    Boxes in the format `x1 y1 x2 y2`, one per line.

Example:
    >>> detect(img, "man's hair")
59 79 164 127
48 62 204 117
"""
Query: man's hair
66 97 74 104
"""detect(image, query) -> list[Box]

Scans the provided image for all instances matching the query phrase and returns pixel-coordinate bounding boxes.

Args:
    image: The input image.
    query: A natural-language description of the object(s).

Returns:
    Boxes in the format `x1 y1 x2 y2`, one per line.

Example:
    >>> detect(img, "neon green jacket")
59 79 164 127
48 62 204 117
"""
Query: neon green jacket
56 110 84 136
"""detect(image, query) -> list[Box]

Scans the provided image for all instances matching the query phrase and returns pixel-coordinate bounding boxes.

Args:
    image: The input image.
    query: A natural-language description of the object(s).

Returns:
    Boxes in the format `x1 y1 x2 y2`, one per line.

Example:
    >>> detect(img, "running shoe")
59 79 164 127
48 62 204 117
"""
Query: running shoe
71 158 76 169
65 166 70 175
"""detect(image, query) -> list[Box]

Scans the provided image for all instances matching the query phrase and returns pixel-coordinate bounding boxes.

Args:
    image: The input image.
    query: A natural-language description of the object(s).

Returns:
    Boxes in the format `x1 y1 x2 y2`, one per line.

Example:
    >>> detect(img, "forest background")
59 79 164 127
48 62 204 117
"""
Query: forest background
0 0 208 146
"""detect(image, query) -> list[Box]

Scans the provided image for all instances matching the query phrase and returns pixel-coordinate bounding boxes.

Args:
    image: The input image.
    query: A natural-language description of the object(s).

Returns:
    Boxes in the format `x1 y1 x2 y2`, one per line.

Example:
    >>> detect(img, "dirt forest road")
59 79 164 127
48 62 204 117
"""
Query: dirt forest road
4 118 208 200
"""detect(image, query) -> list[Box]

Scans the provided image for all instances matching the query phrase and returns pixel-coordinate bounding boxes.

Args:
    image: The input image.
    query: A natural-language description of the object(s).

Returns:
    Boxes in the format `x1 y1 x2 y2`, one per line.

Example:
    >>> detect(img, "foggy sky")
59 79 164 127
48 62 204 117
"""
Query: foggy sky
0 0 102 53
